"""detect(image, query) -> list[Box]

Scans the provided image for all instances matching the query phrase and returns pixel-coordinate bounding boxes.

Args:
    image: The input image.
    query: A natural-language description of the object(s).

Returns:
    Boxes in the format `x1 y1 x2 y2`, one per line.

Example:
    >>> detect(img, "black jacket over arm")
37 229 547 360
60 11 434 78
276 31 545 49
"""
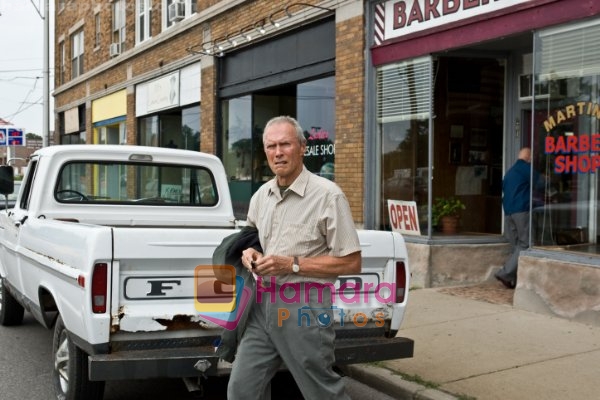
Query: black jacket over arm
211 226 261 362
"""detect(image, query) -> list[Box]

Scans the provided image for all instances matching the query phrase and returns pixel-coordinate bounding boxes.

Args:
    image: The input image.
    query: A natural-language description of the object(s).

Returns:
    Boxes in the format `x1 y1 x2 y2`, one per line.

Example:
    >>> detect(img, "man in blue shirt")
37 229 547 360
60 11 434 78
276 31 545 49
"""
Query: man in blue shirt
496 147 533 289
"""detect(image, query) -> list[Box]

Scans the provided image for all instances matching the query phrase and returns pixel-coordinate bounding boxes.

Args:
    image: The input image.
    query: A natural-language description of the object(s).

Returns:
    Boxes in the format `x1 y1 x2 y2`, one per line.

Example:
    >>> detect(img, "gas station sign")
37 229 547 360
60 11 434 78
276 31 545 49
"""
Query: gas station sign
0 128 25 146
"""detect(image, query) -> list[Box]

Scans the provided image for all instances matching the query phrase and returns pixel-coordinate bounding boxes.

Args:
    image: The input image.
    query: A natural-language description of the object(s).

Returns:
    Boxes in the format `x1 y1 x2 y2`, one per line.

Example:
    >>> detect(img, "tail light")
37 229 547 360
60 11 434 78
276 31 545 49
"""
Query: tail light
395 261 407 303
91 263 108 313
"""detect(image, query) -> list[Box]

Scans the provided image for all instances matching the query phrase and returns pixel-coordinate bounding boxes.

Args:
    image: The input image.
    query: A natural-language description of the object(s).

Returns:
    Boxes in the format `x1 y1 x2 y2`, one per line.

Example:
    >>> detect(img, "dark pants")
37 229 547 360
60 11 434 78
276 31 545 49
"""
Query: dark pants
497 211 529 282
227 283 348 400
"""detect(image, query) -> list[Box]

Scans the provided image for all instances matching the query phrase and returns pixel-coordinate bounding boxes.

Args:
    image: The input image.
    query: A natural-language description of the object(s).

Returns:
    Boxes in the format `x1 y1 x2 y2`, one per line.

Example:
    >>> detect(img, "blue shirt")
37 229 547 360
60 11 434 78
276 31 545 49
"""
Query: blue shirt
502 159 532 215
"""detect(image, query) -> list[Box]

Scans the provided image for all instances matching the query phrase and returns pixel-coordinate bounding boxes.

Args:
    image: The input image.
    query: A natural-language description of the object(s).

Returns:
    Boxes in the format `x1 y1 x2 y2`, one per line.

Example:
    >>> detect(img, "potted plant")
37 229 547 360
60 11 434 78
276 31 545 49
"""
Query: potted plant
432 197 466 233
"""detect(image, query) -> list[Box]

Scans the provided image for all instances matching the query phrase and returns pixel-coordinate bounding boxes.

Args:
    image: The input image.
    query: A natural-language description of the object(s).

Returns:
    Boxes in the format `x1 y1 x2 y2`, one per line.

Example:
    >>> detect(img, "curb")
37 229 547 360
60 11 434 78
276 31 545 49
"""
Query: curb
339 364 458 400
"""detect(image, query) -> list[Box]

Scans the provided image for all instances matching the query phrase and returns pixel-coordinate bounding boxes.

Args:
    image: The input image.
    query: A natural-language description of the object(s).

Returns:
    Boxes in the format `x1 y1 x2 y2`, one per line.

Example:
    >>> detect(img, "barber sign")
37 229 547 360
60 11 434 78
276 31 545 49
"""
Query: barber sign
387 199 421 236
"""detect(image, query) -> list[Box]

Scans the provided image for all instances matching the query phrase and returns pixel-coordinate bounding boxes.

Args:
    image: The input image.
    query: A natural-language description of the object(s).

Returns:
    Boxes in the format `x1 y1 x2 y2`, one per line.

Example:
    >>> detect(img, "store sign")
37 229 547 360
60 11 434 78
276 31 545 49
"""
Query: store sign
380 0 532 41
544 101 600 173
304 126 335 181
304 127 335 158
146 72 180 113
388 199 421 236
0 128 25 146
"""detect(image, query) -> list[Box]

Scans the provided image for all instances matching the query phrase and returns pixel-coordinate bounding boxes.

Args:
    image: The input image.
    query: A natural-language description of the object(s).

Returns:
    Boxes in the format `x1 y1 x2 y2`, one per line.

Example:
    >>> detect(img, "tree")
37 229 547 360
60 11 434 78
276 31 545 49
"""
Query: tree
26 133 43 140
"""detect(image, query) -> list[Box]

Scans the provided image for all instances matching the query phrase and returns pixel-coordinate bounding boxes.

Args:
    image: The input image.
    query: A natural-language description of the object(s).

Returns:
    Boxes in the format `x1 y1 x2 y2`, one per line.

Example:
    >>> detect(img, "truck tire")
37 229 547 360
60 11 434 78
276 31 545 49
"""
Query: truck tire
0 276 24 326
52 315 105 400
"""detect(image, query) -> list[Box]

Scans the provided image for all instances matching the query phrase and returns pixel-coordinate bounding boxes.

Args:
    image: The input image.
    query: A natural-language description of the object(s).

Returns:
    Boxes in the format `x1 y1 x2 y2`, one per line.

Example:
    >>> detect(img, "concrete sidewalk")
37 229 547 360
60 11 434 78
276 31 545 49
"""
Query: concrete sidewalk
341 286 600 400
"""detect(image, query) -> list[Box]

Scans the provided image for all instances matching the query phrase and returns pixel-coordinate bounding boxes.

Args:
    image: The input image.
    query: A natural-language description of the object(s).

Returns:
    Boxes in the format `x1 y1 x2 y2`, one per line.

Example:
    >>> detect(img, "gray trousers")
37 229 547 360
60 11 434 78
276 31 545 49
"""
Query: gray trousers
227 283 349 400
498 211 529 282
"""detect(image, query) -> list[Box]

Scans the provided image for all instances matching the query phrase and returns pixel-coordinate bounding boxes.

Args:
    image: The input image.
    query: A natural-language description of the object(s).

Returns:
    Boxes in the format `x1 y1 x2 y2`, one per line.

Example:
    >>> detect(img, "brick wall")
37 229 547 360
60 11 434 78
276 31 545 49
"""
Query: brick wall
200 63 216 154
335 14 366 223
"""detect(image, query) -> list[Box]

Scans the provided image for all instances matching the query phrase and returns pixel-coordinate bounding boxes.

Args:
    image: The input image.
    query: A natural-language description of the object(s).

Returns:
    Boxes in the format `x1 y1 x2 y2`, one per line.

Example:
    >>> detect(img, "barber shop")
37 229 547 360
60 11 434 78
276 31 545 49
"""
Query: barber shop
369 0 600 325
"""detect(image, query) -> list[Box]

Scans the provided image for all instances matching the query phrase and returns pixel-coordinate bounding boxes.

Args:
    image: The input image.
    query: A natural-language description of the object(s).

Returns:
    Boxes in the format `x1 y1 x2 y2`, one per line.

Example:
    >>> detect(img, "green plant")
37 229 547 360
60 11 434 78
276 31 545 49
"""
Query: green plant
431 196 466 226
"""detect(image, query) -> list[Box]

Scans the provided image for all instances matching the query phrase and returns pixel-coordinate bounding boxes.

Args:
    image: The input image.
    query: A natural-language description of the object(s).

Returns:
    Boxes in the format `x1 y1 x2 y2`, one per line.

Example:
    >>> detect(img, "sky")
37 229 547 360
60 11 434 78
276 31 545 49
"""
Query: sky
0 0 54 136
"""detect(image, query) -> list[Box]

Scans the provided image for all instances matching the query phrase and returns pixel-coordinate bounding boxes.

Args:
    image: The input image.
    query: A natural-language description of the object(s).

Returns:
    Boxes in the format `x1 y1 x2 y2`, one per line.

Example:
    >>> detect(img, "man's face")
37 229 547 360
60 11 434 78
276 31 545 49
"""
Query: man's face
263 121 306 186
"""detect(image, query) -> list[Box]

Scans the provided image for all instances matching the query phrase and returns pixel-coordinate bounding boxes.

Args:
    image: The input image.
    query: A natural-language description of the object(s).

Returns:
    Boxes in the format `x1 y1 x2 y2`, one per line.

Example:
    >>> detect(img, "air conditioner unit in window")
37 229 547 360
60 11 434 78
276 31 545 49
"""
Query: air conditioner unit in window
109 42 121 57
168 1 185 23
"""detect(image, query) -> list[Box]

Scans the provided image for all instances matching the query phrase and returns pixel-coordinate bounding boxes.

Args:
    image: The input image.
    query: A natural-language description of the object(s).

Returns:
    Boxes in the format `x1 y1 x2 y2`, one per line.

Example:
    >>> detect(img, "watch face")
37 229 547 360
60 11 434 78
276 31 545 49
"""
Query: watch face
292 264 300 273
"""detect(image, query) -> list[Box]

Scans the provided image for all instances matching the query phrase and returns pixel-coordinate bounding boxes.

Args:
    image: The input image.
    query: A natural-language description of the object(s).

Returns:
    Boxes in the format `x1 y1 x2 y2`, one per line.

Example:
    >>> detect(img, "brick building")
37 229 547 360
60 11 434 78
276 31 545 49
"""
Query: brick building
53 0 364 222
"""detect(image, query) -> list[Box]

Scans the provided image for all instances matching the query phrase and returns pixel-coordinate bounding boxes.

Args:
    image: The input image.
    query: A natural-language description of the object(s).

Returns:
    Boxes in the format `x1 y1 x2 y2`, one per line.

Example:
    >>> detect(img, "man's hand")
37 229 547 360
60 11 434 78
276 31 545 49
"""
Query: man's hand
241 248 262 272
248 254 294 276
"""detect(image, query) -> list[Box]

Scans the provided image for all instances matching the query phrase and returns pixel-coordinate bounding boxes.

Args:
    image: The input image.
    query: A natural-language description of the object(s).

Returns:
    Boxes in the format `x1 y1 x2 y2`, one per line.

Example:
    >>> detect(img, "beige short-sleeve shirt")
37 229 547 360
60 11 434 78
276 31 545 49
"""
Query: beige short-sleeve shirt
246 167 361 284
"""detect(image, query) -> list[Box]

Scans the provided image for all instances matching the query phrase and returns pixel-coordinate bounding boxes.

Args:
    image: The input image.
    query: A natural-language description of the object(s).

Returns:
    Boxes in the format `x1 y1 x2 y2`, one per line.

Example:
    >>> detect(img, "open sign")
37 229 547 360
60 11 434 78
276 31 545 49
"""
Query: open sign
387 199 421 236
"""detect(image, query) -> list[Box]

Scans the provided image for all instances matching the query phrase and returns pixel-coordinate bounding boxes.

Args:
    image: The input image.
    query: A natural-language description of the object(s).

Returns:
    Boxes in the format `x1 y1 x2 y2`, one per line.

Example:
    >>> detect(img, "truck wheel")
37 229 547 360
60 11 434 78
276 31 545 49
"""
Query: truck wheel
52 315 105 400
0 276 24 326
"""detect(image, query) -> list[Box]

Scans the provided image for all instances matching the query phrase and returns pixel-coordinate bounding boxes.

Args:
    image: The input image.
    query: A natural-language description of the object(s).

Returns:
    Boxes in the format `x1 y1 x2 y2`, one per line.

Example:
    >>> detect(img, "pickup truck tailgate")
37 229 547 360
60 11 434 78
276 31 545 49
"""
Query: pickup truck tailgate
112 227 236 334
106 227 413 373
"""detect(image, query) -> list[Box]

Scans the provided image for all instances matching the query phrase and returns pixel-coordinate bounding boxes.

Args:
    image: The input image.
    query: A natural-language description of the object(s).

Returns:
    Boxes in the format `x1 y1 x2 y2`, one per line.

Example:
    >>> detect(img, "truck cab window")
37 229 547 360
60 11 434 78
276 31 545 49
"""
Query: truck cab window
56 161 218 206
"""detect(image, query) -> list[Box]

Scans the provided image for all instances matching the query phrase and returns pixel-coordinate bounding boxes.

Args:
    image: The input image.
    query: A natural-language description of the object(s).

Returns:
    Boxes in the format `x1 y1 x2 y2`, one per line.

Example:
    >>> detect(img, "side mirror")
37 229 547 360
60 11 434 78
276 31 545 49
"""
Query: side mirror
0 166 14 196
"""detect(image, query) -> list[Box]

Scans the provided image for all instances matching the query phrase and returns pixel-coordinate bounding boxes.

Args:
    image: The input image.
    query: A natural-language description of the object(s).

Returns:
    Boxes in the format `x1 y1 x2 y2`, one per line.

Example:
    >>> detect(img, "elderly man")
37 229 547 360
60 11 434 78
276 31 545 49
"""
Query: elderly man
227 116 361 400
496 147 534 289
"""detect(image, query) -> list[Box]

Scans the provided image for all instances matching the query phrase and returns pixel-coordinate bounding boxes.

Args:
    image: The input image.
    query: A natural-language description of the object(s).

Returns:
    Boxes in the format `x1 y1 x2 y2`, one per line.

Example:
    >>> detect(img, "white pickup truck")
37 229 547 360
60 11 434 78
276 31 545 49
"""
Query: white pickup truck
0 145 413 400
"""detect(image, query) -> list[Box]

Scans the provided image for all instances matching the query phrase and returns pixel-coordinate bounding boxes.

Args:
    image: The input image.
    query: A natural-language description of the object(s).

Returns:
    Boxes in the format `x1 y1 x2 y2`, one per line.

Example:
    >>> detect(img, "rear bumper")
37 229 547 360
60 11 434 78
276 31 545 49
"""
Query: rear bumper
88 346 220 381
334 336 414 365
88 336 414 381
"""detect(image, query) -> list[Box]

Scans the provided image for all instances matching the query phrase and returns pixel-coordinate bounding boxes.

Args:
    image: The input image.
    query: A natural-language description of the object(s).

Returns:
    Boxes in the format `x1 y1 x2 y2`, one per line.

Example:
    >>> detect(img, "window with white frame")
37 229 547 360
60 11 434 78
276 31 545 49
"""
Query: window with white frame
136 0 153 44
112 0 126 53
165 0 197 28
71 30 84 79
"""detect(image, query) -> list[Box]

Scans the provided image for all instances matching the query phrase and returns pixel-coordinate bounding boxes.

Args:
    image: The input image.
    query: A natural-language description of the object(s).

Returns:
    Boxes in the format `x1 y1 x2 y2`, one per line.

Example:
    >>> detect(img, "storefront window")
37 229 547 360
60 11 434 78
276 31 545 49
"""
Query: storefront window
377 57 432 233
220 76 335 219
532 20 600 254
221 96 253 218
181 105 201 151
298 76 336 180
60 104 87 144
94 119 126 144
377 55 506 236
433 57 504 235
139 115 159 146
138 105 200 150
60 132 86 144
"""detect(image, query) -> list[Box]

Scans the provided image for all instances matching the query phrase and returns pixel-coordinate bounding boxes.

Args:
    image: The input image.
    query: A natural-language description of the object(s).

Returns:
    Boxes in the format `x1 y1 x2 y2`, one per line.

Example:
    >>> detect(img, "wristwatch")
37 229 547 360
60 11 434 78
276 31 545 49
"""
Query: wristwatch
292 256 300 273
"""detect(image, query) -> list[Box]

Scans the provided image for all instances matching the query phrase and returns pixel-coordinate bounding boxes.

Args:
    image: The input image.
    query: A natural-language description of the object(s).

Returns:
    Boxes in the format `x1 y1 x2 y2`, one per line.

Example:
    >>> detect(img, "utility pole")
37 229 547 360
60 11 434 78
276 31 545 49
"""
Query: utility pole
30 0 50 147
43 0 49 147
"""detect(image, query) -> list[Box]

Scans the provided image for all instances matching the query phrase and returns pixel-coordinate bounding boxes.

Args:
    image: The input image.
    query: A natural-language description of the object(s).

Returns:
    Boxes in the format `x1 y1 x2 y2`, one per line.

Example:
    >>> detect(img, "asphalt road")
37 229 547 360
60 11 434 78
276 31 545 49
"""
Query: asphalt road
0 314 393 400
